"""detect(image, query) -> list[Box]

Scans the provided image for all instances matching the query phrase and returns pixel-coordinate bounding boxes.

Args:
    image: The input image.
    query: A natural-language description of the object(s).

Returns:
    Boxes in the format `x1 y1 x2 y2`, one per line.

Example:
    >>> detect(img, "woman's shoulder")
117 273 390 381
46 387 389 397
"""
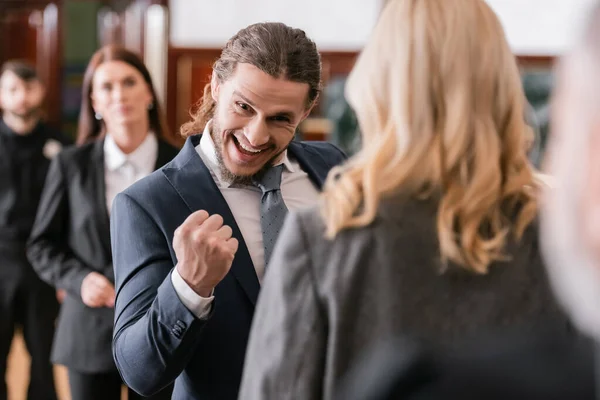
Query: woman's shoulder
290 196 436 255
58 139 96 162
52 140 99 180
288 204 327 240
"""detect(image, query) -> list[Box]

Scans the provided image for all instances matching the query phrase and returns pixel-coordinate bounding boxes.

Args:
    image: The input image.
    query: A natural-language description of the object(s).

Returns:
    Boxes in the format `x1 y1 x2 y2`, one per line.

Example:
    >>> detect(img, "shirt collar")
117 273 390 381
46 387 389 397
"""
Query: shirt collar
198 121 295 188
104 132 158 172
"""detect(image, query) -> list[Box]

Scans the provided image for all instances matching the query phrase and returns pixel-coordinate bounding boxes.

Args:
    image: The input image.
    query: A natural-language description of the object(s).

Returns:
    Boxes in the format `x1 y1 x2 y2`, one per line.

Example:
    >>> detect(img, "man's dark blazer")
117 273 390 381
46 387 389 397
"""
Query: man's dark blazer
26 137 178 373
110 135 346 399
337 325 596 400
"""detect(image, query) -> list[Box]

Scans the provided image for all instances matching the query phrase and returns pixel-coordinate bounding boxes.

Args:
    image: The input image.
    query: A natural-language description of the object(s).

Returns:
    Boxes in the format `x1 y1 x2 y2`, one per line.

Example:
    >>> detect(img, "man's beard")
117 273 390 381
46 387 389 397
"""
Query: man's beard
6 106 41 122
210 117 288 186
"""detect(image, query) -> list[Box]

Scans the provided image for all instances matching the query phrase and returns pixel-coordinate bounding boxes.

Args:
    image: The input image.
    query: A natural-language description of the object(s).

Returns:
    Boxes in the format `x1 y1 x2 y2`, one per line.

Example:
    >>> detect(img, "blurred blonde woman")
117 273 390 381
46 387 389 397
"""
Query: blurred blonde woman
240 0 566 399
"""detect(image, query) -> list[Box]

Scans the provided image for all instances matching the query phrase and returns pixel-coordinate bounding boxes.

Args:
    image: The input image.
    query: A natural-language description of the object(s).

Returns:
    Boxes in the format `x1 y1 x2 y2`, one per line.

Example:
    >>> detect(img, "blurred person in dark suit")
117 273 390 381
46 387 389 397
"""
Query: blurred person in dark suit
0 60 72 400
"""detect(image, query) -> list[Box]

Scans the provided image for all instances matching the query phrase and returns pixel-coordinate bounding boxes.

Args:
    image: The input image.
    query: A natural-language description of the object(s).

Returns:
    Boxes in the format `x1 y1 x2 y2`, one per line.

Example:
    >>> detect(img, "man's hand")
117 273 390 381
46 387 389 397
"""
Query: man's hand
81 272 116 308
173 210 239 297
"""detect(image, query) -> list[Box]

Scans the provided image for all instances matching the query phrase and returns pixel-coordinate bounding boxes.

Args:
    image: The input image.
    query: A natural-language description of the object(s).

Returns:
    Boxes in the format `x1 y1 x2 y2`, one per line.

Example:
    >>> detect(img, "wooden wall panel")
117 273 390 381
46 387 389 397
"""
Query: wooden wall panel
0 9 39 65
0 1 63 128
98 0 169 60
516 55 556 69
167 47 221 135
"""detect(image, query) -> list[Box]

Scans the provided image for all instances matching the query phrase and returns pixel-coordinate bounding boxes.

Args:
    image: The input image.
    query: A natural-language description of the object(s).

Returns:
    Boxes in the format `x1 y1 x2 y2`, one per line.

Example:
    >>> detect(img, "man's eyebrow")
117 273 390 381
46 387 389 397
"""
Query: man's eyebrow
271 111 295 120
233 90 297 119
233 90 255 107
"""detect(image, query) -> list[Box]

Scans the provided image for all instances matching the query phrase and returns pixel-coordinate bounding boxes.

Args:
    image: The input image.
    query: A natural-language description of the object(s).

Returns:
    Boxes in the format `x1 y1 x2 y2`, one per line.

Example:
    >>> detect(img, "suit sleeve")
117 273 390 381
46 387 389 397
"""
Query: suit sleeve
27 154 95 297
239 211 327 400
111 192 210 397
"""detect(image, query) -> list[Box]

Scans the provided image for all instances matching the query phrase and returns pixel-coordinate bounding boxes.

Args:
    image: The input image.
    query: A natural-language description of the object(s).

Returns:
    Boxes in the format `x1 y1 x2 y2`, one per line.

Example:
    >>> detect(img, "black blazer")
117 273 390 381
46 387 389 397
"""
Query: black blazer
110 135 346 399
337 326 595 400
27 137 178 373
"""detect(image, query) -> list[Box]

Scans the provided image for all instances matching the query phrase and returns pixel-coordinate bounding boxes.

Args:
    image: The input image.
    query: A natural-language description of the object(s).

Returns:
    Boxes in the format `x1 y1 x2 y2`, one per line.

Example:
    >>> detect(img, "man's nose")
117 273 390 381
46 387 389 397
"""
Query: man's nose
244 118 270 147
15 90 26 104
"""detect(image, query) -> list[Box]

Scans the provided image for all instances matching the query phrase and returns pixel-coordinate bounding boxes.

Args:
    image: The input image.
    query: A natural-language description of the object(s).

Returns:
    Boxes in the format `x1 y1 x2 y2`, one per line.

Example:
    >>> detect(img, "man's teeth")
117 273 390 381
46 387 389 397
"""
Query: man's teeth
239 142 262 153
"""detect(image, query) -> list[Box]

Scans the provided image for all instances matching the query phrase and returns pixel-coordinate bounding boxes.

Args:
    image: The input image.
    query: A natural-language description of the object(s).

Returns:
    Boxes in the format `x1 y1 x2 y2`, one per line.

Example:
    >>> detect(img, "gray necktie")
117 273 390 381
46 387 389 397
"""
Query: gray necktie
253 165 288 268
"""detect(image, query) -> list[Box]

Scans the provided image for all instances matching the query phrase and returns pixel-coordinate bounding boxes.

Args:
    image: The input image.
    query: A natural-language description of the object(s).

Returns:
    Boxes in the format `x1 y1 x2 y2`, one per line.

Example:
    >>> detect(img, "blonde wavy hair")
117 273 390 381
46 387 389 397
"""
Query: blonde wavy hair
322 0 538 274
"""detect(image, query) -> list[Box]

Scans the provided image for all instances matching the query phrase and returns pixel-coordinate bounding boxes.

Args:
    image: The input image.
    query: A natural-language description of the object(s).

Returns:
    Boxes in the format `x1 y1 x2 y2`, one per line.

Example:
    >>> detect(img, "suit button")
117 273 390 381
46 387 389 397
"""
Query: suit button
171 326 183 338
176 320 186 330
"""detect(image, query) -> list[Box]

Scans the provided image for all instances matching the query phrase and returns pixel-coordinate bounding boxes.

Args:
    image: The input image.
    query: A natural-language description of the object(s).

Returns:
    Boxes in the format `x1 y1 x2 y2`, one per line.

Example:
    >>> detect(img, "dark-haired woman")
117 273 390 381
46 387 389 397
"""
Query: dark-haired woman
27 45 179 400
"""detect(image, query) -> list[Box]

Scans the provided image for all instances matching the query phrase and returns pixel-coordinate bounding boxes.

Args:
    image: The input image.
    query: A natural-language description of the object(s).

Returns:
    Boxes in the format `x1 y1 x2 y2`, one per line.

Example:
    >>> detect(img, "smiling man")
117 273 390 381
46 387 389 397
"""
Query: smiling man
110 22 346 400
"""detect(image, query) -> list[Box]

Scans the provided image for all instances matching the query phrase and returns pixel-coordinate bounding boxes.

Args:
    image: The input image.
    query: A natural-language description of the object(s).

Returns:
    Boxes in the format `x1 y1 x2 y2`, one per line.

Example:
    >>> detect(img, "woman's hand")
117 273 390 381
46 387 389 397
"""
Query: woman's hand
81 272 116 308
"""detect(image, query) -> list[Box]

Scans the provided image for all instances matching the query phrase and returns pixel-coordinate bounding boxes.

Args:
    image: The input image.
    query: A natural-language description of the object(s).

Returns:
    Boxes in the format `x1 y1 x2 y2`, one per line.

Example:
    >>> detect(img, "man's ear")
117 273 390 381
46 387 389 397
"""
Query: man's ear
211 71 220 102
38 83 46 100
0 74 5 109
300 103 316 122
34 80 46 107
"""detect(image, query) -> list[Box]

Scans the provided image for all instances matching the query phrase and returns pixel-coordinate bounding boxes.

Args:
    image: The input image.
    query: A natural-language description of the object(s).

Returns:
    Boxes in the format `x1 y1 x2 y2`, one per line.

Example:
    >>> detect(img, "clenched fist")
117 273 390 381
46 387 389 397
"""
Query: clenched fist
173 210 239 297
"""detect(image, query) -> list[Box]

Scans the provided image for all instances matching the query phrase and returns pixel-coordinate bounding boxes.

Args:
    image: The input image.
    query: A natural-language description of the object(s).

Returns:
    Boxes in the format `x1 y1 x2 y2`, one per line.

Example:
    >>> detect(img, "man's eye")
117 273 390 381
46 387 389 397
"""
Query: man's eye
236 102 250 111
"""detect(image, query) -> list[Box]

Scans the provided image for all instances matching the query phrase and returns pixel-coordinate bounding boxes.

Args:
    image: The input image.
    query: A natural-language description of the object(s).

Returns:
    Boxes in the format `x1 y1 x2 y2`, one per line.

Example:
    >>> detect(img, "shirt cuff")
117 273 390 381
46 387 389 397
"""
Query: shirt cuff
171 267 214 319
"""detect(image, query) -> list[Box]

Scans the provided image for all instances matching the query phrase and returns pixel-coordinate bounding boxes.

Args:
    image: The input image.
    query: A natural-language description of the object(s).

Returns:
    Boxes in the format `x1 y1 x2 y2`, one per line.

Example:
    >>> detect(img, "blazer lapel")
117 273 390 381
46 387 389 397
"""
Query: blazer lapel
162 136 260 306
91 139 112 259
288 141 330 190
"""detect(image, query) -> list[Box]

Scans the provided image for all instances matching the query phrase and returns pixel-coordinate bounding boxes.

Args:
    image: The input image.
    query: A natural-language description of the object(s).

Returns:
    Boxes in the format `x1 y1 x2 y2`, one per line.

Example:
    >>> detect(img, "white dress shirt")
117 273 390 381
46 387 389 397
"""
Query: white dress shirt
171 122 320 319
104 133 158 212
